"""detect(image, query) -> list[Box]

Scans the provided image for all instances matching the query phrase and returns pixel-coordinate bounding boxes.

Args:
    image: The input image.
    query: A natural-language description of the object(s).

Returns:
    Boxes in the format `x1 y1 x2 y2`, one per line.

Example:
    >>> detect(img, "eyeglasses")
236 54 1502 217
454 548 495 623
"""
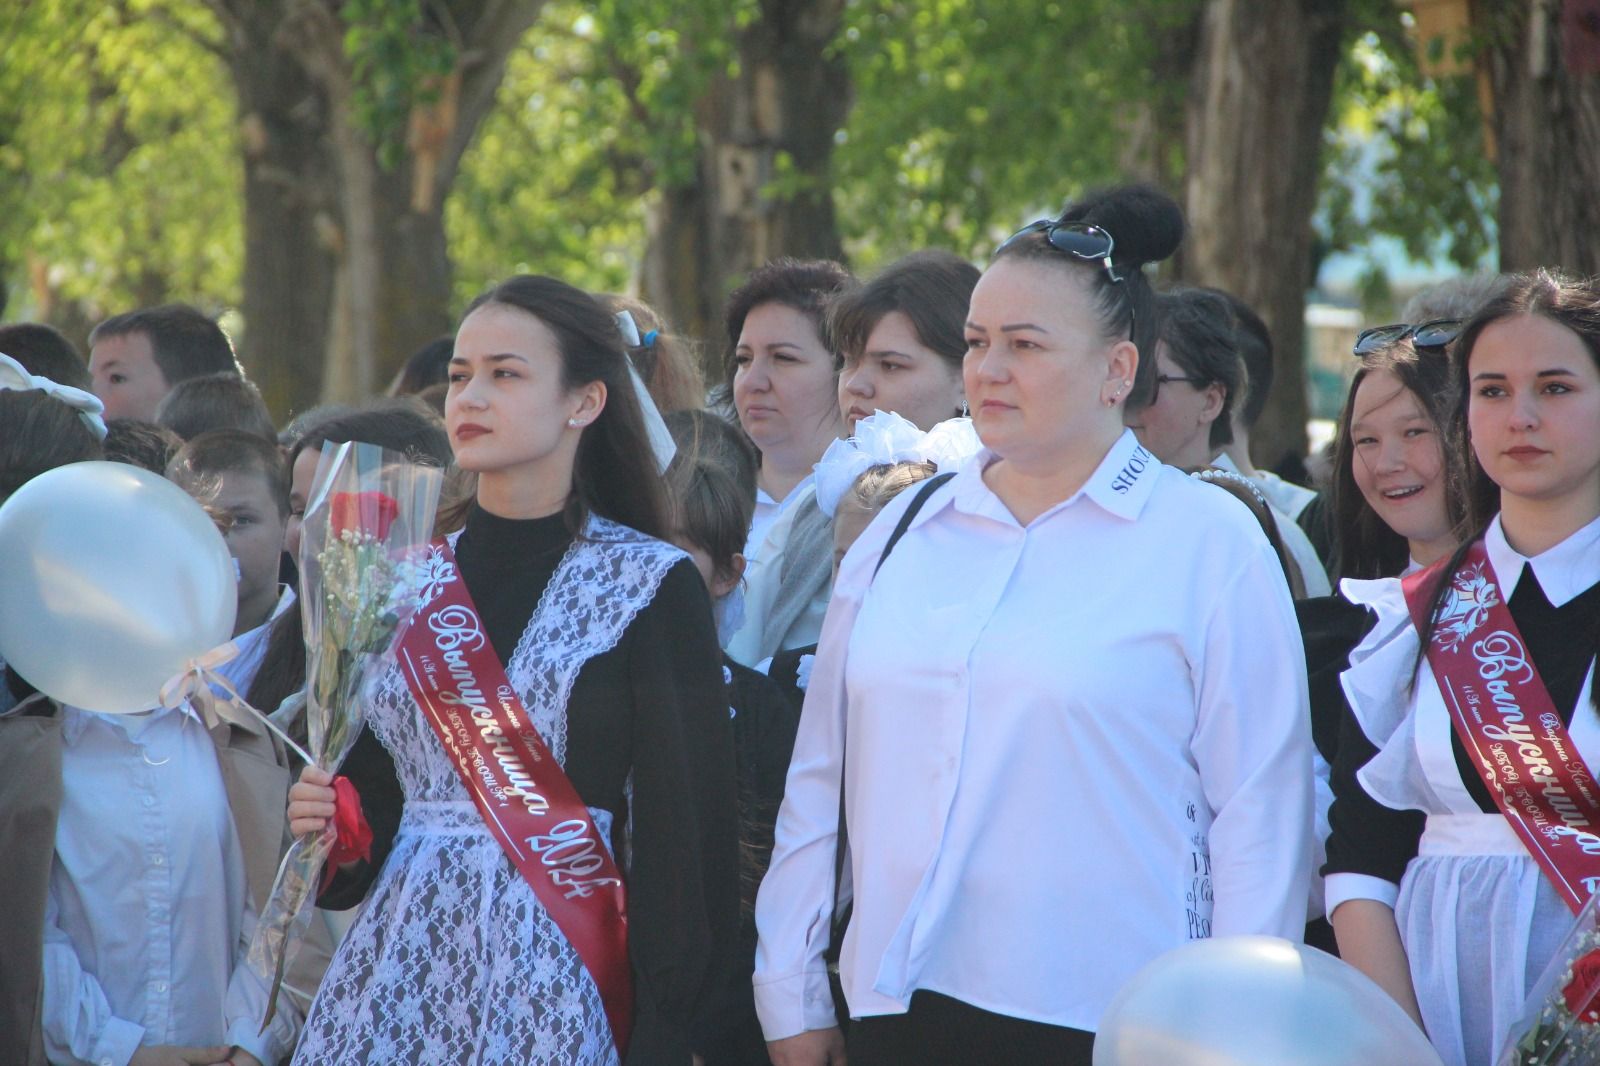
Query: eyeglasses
997 220 1125 285
1352 318 1463 356
1151 373 1205 405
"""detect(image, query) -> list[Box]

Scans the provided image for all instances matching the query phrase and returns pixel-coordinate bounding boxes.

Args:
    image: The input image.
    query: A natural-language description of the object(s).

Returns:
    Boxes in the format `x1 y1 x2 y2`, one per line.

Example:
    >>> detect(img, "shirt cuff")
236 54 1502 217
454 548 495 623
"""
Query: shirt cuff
89 1016 145 1066
1325 871 1400 918
752 969 839 1042
226 1016 280 1066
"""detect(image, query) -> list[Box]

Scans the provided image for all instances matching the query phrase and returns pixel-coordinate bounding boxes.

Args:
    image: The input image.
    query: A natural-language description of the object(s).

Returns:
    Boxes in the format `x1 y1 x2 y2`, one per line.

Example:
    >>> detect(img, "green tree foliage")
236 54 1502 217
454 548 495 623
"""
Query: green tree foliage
449 6 644 303
341 0 457 169
450 0 1199 305
3 0 1506 357
448 0 752 304
833 0 1197 270
1317 7 1498 288
0 0 240 320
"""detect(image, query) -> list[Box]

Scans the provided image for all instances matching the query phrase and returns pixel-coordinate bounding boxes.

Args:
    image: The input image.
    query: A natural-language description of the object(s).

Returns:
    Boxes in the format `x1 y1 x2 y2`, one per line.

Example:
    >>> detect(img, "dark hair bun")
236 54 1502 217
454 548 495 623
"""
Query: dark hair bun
1059 183 1184 270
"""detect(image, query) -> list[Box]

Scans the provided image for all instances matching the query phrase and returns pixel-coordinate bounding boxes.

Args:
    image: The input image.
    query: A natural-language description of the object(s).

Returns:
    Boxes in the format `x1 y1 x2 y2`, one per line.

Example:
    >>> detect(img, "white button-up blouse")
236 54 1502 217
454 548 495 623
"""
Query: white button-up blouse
753 430 1314 1039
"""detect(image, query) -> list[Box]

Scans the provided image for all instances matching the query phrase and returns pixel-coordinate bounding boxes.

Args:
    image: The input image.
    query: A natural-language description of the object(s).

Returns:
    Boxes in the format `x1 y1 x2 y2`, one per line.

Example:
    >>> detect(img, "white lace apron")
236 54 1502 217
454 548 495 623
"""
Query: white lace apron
1342 576 1600 1066
293 519 684 1066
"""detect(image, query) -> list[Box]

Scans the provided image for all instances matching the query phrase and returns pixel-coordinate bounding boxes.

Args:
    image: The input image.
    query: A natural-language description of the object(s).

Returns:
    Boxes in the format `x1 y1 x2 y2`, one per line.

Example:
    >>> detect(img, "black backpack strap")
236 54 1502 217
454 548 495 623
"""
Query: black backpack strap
827 471 955 1020
871 472 955 579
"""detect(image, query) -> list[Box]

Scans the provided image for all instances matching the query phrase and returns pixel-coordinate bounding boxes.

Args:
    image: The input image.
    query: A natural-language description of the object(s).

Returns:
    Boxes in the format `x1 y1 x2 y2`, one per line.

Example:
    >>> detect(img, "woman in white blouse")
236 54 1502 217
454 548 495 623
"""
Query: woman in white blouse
723 258 852 667
754 185 1314 1066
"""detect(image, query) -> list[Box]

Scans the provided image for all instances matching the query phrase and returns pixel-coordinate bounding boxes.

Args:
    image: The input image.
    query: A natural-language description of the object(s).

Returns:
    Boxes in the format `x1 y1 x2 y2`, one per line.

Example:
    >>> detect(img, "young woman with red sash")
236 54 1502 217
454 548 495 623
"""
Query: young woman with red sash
1326 270 1600 1065
286 276 739 1065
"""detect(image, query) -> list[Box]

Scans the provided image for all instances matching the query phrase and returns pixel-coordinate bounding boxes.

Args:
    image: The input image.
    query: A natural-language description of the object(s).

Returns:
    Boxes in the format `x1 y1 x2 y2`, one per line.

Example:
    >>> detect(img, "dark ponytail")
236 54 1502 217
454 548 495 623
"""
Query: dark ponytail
439 275 670 541
994 182 1184 408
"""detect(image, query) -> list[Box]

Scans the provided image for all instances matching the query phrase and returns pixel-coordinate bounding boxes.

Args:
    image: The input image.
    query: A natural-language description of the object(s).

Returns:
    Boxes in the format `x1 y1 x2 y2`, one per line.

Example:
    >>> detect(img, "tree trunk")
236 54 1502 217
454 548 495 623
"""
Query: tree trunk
1476 0 1600 276
212 0 543 416
642 0 851 360
222 4 339 419
1182 0 1348 473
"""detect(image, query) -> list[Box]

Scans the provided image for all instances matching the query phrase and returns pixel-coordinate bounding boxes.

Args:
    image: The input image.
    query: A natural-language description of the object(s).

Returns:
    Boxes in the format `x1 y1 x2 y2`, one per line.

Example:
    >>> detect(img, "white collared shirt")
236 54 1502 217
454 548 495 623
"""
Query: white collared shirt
745 475 816 563
1254 469 1318 521
754 430 1314 1037
43 702 295 1066
212 585 297 699
1210 452 1331 597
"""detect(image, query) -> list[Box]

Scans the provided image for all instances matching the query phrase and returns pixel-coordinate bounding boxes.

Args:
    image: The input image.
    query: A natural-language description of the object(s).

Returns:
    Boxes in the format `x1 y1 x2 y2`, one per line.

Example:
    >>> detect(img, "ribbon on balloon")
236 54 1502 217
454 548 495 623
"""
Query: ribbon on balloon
159 642 315 765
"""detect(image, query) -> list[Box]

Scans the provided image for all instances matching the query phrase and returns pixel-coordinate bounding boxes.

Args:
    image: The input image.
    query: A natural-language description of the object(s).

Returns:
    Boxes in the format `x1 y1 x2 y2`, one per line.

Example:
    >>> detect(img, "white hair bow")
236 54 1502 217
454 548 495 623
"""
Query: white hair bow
813 410 982 518
0 351 108 439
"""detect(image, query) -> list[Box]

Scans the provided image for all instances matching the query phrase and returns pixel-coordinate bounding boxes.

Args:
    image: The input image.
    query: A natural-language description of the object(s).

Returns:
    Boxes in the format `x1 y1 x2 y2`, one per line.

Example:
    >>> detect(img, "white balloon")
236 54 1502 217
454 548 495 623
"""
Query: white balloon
0 461 235 713
1093 936 1444 1066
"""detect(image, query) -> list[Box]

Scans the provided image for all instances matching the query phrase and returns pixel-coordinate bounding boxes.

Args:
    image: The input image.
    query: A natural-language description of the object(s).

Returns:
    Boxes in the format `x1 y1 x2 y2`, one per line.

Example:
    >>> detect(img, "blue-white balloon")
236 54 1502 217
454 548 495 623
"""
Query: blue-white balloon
0 461 235 713
1093 936 1444 1066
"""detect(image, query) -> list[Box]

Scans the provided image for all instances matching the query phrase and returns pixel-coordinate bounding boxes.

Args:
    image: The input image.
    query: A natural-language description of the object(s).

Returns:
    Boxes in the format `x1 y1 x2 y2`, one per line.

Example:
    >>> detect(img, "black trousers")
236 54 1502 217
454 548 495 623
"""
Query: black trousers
846 991 1095 1065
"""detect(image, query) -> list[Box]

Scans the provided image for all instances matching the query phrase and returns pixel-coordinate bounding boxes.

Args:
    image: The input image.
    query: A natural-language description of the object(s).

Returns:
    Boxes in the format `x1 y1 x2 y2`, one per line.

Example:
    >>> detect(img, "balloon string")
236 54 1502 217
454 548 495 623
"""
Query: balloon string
170 653 316 766
238 691 315 766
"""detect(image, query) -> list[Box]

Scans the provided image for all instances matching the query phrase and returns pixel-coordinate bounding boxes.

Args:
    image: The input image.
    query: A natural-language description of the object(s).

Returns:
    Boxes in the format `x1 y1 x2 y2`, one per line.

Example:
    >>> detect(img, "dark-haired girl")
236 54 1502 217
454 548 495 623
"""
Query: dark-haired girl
832 250 979 433
754 187 1314 1066
1301 330 1471 948
287 276 738 1065
1327 270 1600 1065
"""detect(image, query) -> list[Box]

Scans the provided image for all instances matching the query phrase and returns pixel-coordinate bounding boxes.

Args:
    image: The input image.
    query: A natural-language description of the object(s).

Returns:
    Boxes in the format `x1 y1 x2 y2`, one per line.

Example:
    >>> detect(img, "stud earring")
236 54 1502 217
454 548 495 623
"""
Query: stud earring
568 417 585 428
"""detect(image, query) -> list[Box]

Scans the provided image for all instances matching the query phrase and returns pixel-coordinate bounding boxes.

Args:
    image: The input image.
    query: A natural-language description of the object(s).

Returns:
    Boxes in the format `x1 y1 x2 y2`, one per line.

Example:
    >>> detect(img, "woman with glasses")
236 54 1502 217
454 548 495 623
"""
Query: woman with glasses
722 259 852 668
753 185 1314 1066
1127 287 1331 597
1325 271 1600 1064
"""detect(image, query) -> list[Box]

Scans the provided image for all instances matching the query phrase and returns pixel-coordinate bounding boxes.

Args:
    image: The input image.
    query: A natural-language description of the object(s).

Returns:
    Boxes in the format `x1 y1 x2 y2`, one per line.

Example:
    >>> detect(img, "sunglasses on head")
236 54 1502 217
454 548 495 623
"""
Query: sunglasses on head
1352 318 1463 356
997 220 1125 286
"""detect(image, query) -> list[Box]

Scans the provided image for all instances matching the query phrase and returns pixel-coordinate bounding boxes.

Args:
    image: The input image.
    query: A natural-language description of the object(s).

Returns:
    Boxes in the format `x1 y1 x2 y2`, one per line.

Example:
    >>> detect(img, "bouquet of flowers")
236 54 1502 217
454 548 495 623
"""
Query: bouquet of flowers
248 441 442 1027
1499 892 1600 1064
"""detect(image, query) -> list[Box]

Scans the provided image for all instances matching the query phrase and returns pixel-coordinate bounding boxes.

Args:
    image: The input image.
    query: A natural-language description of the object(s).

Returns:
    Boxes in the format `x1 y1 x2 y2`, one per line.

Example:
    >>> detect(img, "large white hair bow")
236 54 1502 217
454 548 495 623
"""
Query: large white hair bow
0 351 108 439
813 409 981 518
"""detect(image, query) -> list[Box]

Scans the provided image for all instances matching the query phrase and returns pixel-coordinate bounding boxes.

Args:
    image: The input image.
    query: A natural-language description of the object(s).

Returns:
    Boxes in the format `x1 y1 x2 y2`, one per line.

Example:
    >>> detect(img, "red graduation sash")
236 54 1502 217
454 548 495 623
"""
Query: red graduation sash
395 537 632 1054
1404 540 1600 913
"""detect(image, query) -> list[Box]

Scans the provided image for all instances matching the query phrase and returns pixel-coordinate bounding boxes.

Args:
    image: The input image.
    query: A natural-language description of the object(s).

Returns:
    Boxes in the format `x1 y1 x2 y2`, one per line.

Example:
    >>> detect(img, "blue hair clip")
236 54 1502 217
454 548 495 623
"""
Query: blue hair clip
641 329 659 349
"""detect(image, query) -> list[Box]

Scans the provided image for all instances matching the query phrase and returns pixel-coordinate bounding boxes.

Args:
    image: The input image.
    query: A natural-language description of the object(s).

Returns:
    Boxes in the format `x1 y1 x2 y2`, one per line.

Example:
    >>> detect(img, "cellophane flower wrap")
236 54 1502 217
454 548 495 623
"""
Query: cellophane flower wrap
248 441 442 1028
1499 892 1600 1064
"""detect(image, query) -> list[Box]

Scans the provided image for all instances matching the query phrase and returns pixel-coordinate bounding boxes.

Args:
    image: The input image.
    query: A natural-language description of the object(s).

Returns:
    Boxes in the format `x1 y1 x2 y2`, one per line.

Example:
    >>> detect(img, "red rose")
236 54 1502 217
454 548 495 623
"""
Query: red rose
328 489 403 541
1562 948 1600 1022
329 491 400 541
